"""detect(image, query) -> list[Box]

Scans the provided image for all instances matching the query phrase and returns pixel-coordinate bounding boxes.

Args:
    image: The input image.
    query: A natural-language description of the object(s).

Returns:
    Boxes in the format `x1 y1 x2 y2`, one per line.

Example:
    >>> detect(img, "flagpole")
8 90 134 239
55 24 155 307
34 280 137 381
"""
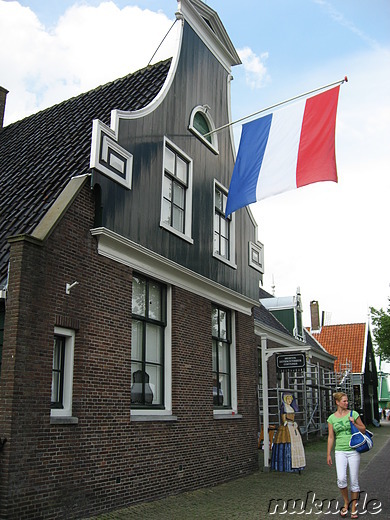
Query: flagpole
204 76 348 137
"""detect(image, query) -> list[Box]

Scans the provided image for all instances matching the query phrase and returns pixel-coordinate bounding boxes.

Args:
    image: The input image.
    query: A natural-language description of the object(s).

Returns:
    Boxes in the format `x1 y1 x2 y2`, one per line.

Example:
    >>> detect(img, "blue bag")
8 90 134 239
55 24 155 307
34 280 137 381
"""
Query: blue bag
349 411 373 453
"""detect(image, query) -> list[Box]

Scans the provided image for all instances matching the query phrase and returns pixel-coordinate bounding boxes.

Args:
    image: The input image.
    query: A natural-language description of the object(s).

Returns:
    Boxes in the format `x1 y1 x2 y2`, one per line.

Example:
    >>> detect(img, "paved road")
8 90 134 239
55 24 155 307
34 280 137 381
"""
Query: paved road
87 421 390 519
358 421 390 519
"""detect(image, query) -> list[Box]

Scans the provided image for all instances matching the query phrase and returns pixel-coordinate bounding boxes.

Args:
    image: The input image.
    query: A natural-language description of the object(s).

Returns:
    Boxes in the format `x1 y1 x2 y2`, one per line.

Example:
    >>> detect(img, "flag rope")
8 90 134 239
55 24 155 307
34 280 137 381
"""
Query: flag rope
147 18 178 67
203 76 348 137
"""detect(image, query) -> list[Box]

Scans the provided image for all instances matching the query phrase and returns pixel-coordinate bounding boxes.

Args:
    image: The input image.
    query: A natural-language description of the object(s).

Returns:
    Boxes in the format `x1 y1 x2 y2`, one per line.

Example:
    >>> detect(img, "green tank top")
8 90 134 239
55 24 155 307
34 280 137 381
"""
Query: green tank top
327 411 359 451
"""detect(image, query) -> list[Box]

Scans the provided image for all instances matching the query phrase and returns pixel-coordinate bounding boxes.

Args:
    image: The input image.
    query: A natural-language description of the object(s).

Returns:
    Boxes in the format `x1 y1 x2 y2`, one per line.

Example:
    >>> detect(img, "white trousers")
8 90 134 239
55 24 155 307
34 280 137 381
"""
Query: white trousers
335 450 360 492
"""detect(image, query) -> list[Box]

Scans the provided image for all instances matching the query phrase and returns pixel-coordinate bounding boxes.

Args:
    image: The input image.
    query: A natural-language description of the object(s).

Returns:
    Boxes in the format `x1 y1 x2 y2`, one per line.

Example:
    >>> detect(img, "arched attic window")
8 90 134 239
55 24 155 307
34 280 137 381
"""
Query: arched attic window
189 106 219 154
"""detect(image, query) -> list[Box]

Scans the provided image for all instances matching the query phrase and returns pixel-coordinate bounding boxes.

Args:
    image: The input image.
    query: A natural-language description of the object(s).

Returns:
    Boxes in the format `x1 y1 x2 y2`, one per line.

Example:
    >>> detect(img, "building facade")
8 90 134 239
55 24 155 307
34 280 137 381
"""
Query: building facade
0 2 265 518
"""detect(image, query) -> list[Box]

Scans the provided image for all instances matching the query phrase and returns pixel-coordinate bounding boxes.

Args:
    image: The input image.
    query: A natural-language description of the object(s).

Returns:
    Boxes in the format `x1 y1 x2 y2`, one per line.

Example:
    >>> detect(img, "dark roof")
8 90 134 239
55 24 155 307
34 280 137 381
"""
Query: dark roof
257 287 334 358
253 304 292 336
256 287 292 335
256 287 291 336
254 302 335 360
0 59 172 287
259 287 273 299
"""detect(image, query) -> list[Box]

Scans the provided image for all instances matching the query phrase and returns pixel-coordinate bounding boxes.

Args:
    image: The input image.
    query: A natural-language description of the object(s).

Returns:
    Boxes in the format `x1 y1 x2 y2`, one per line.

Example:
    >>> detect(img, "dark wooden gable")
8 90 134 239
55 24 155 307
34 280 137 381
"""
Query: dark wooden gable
92 8 262 302
363 331 378 386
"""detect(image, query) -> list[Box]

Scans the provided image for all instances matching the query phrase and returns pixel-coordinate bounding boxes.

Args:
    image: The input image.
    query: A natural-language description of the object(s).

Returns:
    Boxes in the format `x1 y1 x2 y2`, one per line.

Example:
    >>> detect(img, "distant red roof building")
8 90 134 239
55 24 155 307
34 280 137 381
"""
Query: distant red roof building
311 323 367 373
311 322 379 424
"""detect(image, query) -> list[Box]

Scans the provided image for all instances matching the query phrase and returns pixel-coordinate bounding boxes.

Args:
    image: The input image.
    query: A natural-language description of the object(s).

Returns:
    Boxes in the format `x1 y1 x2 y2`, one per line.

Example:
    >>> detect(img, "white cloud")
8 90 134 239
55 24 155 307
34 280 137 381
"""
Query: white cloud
0 0 177 124
237 47 269 89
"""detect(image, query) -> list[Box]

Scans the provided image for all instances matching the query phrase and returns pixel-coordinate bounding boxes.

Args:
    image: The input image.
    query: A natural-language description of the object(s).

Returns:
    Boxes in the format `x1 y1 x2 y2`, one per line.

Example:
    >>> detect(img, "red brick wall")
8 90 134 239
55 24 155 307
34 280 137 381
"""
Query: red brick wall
0 184 259 519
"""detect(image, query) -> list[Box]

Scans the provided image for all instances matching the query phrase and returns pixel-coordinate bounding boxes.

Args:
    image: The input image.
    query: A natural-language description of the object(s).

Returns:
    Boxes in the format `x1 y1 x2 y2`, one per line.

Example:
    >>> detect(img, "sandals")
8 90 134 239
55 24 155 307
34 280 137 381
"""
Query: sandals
340 506 358 518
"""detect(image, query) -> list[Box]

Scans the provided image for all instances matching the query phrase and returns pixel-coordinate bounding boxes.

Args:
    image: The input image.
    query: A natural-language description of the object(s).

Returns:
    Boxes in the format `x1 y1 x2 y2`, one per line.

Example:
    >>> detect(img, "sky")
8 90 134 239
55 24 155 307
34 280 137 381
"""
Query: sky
1 0 390 335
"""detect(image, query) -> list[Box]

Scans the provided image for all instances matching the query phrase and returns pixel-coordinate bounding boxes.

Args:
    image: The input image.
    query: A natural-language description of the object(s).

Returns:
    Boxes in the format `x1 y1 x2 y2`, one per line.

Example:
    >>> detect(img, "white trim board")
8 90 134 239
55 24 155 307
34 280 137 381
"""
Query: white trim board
91 227 256 316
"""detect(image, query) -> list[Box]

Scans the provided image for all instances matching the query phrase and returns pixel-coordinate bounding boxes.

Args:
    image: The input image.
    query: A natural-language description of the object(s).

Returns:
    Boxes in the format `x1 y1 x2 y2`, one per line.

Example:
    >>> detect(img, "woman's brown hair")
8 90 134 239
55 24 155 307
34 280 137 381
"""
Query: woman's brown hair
333 392 347 405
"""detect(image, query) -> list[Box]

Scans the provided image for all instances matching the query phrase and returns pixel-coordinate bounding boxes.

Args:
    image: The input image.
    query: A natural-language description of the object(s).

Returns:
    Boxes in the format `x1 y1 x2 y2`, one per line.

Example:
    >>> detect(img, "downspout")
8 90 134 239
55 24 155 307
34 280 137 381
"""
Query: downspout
261 334 270 471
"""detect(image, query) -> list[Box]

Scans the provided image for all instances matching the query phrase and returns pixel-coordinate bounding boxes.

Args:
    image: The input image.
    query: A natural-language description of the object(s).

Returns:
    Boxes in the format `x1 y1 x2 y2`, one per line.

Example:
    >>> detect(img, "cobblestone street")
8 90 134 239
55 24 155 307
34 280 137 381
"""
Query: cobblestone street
86 420 390 519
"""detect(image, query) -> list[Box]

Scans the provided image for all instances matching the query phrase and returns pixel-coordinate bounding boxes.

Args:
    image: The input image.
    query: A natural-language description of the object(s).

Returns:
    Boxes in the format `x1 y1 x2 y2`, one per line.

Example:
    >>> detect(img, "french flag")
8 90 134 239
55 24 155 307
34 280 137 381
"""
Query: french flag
225 86 340 216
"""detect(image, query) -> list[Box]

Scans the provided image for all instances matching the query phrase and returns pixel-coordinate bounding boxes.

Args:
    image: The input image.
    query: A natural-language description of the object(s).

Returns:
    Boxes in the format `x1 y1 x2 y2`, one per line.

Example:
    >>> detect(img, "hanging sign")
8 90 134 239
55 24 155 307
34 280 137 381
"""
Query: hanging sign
276 352 306 371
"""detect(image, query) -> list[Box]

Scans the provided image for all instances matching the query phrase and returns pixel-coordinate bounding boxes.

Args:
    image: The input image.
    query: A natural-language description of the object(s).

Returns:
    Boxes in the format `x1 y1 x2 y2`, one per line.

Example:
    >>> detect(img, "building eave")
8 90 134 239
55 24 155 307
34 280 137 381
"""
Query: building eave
31 174 91 242
254 319 304 348
91 227 257 316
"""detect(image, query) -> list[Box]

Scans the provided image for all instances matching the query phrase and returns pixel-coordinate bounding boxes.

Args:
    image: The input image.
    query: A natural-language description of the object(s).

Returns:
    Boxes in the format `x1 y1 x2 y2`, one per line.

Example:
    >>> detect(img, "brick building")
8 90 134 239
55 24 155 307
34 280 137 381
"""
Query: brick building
0 1 265 518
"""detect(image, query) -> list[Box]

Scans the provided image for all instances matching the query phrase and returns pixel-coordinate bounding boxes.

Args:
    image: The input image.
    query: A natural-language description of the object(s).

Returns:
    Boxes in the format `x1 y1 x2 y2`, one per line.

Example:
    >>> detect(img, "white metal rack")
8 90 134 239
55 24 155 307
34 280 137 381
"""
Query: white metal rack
258 361 337 441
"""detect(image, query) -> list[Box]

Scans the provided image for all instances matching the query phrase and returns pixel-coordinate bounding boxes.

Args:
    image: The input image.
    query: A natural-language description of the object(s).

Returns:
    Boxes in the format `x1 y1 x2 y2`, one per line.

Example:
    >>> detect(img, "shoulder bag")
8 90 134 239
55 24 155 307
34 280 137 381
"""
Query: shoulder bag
349 410 373 453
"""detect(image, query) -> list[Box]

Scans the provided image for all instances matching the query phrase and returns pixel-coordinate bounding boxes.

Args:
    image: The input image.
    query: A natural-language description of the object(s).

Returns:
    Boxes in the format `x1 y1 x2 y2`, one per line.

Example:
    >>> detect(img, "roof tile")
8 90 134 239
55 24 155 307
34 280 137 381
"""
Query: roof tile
311 323 366 373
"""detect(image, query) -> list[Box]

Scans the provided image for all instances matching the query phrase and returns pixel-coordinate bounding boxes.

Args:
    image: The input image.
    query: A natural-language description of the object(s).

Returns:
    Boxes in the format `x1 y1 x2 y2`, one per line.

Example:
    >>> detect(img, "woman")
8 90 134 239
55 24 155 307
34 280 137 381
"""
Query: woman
271 392 306 472
327 392 366 518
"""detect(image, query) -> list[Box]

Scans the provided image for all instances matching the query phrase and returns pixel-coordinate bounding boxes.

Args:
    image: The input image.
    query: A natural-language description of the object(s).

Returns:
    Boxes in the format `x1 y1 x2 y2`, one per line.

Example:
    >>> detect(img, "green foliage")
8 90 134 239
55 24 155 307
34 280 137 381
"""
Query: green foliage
370 300 390 362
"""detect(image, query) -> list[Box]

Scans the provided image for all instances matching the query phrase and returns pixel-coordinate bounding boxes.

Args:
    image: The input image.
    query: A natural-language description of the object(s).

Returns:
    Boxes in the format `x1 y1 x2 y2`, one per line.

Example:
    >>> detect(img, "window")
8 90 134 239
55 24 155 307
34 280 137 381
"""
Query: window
51 335 65 408
257 347 262 387
189 105 219 153
160 138 193 243
296 307 304 340
131 274 167 409
50 327 75 418
212 305 236 410
194 112 211 142
249 241 264 273
213 182 236 267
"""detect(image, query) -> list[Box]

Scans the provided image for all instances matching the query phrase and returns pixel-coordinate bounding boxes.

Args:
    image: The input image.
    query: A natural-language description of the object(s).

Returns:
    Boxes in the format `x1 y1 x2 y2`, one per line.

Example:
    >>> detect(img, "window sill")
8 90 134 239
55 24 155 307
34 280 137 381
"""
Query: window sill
189 127 219 155
214 413 242 420
131 415 178 422
50 416 79 425
213 252 237 269
160 222 194 244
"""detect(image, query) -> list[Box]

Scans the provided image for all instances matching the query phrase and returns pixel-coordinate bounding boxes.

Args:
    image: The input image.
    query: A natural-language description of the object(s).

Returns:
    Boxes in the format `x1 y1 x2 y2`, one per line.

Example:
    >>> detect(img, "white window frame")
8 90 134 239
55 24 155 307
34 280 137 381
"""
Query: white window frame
189 105 219 154
213 180 236 268
213 309 238 417
160 137 193 244
51 327 75 418
131 285 173 418
248 241 264 273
